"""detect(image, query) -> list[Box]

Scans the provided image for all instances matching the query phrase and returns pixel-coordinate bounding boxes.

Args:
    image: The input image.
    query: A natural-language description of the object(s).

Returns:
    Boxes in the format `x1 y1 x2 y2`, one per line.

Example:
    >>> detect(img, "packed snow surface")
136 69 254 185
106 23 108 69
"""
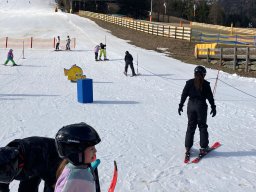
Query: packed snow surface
0 0 256 191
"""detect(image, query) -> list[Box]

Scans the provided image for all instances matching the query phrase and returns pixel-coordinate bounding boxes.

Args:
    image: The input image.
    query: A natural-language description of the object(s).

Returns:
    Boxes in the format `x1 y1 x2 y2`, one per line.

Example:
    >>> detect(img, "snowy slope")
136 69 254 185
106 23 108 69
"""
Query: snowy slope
0 0 256 192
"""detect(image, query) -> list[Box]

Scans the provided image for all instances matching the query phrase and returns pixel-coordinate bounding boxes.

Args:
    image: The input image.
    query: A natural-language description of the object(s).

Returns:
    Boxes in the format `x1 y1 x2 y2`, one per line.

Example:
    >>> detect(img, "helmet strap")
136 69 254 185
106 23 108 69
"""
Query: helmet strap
88 164 96 181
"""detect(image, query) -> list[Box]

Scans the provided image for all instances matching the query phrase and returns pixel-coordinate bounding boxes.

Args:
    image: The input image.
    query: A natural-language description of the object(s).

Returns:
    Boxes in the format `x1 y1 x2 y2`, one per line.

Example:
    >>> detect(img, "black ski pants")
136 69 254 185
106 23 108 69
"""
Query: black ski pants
95 52 98 60
55 43 60 50
185 99 209 149
125 62 136 75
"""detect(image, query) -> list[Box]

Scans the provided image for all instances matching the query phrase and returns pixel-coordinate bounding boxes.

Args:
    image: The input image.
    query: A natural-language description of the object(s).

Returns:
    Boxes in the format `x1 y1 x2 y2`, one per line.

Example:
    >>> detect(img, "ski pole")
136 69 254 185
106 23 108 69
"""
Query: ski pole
137 53 138 74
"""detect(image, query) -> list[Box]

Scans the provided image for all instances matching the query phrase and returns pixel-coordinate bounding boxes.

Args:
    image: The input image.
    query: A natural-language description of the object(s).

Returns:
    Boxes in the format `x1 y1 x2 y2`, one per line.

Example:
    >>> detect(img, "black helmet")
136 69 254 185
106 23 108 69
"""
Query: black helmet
55 122 101 166
194 66 206 75
125 51 129 54
0 147 20 183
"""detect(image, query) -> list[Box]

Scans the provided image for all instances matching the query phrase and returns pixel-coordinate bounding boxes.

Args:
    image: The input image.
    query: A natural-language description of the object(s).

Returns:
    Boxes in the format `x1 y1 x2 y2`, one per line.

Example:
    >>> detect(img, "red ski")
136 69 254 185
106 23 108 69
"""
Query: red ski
191 142 221 164
108 161 118 192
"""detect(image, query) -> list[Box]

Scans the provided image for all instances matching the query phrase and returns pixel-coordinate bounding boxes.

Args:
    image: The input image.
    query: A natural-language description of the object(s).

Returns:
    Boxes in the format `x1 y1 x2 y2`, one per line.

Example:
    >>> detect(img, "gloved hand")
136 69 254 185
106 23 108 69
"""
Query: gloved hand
178 104 183 115
210 105 216 117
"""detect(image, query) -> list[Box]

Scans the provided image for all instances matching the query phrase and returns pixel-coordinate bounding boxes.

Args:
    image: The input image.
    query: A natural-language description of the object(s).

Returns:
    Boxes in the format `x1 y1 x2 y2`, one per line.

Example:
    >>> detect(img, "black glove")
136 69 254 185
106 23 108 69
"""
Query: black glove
210 105 216 117
178 104 183 115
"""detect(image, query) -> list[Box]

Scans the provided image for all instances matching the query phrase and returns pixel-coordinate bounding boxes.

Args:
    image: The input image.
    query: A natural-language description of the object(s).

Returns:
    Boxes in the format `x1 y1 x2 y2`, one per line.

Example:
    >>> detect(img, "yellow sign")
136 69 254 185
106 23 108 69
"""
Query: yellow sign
194 43 217 58
64 64 86 82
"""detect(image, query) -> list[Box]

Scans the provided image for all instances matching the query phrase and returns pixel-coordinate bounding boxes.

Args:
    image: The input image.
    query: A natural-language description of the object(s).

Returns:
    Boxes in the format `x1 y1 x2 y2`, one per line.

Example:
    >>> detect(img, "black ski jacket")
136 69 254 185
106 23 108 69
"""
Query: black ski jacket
124 53 133 64
100 44 106 49
180 79 215 107
0 137 62 192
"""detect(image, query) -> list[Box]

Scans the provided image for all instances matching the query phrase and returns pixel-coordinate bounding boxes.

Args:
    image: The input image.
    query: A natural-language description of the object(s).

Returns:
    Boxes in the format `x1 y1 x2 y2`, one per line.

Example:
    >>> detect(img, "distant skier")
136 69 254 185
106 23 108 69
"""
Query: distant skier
124 51 136 76
99 43 108 60
0 137 62 192
178 66 216 161
66 36 71 50
55 36 60 50
4 49 17 66
55 122 101 192
94 44 100 61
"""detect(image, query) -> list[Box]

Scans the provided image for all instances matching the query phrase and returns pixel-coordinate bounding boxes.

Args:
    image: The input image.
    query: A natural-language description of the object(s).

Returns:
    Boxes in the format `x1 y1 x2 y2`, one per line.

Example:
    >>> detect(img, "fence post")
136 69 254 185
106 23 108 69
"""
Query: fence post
233 47 237 70
220 47 223 66
245 47 249 72
148 24 149 34
53 37 56 49
5 37 8 48
30 37 33 48
189 28 192 42
22 40 25 59
174 27 177 39
207 48 210 63
157 25 158 36
182 27 184 40
169 26 170 38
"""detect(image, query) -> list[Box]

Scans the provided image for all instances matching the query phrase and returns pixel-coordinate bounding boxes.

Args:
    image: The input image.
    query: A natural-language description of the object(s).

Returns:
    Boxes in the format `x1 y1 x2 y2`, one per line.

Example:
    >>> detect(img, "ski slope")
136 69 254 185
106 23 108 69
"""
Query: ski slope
0 0 256 191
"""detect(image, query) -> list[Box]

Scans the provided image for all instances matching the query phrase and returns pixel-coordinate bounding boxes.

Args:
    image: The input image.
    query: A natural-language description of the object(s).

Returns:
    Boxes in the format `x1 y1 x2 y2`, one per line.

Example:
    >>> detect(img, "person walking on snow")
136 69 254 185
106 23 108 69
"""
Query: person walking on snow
99 43 107 60
4 49 17 66
178 66 216 159
66 36 71 50
55 122 101 192
56 36 60 50
94 44 100 61
124 51 136 76
0 137 62 192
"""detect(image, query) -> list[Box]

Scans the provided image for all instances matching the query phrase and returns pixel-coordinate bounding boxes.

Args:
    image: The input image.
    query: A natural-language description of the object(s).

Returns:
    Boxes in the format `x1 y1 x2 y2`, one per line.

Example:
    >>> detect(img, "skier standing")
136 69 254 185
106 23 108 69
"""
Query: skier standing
99 43 107 60
124 51 136 76
178 66 216 159
0 137 62 192
66 36 71 50
94 44 100 61
4 49 17 66
55 36 60 50
55 122 101 192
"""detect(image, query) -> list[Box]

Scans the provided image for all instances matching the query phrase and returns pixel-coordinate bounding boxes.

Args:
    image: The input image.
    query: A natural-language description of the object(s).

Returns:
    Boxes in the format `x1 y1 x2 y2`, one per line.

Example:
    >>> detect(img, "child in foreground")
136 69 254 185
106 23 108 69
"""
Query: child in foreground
54 122 101 192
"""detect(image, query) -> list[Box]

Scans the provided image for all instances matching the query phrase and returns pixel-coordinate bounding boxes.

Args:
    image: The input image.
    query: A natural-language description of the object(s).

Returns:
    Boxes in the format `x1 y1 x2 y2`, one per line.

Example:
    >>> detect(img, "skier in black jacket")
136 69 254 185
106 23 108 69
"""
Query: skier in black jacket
124 51 136 76
0 137 62 192
178 66 216 158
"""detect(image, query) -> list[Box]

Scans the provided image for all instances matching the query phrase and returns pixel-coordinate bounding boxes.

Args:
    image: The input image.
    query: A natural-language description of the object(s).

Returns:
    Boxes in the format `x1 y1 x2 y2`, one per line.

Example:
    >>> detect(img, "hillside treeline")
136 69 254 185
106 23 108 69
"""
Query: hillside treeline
57 0 256 27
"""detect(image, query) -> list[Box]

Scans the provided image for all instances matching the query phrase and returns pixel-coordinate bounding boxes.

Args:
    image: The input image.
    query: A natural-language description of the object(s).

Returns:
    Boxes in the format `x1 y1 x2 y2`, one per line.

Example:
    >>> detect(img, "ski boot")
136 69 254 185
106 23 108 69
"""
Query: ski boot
199 147 210 158
184 148 190 163
123 71 127 76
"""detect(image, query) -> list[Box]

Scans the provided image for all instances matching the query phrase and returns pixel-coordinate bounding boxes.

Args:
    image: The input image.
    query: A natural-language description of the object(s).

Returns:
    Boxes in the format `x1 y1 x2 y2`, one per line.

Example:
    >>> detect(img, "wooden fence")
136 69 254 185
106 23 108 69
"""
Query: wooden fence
79 11 191 41
195 47 256 72
192 22 256 35
192 31 256 46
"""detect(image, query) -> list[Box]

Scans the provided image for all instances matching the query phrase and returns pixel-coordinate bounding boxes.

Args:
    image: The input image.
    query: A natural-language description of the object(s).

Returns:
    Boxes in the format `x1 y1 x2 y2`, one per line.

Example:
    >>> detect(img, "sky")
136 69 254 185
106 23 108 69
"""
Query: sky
0 0 256 192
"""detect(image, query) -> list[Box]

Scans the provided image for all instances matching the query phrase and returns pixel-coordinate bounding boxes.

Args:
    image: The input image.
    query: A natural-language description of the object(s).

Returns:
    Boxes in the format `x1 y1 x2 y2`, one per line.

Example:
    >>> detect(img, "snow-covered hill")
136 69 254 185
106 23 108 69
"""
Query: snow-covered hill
0 0 256 191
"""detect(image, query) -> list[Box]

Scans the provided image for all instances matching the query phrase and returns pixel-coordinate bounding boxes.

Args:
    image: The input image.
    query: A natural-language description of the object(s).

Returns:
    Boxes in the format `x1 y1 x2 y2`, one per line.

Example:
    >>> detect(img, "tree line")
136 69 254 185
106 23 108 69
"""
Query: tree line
57 0 256 28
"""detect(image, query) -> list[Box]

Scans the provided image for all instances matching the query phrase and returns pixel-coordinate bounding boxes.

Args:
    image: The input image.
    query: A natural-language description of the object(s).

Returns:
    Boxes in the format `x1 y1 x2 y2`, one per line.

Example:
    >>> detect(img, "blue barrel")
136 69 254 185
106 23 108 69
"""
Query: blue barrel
77 79 93 103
